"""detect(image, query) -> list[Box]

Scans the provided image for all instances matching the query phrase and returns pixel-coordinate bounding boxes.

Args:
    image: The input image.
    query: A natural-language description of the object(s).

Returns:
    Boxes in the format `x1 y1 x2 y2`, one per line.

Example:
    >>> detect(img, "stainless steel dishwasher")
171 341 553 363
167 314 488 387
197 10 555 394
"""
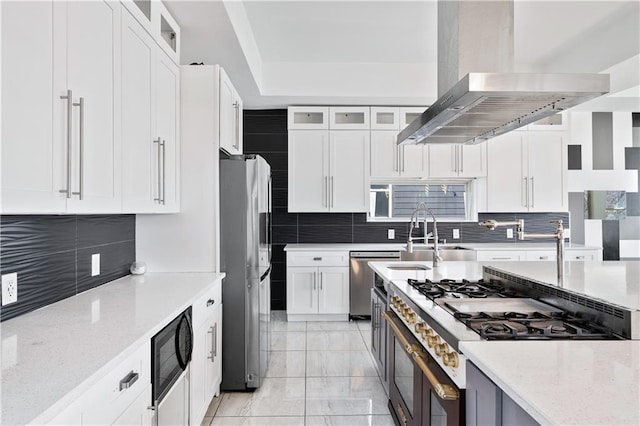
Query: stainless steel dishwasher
349 251 400 319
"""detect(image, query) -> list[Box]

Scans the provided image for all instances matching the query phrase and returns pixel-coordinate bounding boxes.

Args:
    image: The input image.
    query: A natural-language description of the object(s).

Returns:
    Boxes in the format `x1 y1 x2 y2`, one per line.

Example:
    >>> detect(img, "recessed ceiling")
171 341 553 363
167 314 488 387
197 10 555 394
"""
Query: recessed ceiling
166 0 640 109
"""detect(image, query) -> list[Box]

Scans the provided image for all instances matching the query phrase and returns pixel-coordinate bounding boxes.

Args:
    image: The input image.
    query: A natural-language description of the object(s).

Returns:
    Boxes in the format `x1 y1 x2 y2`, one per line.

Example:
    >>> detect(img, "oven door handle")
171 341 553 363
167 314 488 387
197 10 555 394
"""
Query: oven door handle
383 310 459 401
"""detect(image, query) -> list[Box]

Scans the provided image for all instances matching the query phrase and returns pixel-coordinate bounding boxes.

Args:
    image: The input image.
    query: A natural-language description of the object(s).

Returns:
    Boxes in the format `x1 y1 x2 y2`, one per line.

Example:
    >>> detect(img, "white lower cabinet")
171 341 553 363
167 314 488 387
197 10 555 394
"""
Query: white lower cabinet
47 341 151 425
478 248 602 262
476 250 525 261
190 282 223 425
286 251 349 320
113 385 152 426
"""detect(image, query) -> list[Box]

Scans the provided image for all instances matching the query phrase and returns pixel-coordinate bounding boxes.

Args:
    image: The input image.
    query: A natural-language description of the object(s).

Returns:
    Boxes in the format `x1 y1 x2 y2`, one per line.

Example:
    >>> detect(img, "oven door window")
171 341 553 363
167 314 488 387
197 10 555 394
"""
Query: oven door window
394 338 414 416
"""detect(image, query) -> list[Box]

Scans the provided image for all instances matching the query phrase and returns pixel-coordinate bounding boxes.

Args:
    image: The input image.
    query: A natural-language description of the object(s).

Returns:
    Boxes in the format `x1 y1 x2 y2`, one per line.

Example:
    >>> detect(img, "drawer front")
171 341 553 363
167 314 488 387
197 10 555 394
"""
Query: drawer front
192 280 223 329
79 341 151 425
476 251 524 261
287 251 349 267
525 250 557 261
565 251 596 261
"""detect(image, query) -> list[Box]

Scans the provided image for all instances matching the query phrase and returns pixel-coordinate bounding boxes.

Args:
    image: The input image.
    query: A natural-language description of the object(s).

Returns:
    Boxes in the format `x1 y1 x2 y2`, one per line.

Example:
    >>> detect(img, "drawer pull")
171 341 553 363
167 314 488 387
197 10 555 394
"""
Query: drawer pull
575 256 584 260
539 256 549 260
492 257 512 260
119 371 139 391
313 257 322 261
206 298 215 307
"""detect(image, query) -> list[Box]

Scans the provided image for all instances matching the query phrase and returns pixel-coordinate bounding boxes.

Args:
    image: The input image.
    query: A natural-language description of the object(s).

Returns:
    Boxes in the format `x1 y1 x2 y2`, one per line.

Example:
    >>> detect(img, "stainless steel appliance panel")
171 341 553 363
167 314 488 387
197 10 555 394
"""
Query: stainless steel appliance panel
349 251 400 318
220 155 271 390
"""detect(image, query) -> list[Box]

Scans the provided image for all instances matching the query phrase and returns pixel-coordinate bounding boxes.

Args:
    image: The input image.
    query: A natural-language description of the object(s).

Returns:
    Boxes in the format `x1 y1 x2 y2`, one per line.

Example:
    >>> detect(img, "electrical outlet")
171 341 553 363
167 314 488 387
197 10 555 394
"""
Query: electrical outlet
452 229 460 239
507 228 514 239
92 253 101 277
387 229 395 240
2 273 18 306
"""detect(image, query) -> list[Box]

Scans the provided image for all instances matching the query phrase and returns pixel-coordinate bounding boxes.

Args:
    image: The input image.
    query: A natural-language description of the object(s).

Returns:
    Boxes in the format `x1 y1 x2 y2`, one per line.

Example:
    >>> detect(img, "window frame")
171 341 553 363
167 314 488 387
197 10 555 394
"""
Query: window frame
367 179 479 222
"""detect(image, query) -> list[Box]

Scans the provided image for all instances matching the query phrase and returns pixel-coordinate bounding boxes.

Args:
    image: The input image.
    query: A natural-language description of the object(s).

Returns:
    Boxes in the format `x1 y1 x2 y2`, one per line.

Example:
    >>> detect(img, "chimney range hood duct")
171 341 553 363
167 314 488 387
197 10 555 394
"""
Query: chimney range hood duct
397 72 610 145
398 0 610 146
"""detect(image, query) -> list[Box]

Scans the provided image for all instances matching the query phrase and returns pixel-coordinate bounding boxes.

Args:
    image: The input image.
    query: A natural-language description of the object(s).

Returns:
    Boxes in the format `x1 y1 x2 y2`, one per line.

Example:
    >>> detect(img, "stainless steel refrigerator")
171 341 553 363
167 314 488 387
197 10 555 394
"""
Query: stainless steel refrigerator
220 155 271 390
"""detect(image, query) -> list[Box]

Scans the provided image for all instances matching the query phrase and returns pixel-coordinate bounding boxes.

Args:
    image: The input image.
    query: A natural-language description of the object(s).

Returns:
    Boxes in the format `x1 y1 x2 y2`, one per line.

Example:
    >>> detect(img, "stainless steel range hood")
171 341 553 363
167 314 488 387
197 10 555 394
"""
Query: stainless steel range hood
397 72 610 145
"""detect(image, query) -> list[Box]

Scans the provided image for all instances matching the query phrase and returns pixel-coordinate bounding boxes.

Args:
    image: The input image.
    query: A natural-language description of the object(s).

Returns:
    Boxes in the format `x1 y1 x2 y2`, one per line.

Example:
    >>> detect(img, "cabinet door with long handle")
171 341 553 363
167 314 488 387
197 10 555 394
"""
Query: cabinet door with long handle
1 1 67 213
288 130 330 212
526 131 566 212
64 0 121 213
155 51 180 212
329 131 370 213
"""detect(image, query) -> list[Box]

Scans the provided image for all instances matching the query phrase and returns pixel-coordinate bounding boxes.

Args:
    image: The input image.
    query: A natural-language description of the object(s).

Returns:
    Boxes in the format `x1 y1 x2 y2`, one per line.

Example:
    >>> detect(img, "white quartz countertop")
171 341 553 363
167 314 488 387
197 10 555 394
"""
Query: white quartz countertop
284 243 601 252
460 340 640 426
1 272 225 425
488 261 640 311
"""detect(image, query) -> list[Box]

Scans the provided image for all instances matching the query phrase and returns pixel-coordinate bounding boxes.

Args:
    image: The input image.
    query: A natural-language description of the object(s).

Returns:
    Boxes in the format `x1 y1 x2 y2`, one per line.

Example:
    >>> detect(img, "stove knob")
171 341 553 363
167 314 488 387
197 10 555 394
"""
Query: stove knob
403 307 413 316
443 351 460 368
406 312 417 324
420 328 435 340
415 322 427 333
435 342 449 357
427 335 441 348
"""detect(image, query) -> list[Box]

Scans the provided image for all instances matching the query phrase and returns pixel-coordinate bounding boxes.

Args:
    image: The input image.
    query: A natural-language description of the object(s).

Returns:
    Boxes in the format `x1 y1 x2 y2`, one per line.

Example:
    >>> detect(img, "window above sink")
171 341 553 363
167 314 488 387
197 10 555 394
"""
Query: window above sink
368 180 477 222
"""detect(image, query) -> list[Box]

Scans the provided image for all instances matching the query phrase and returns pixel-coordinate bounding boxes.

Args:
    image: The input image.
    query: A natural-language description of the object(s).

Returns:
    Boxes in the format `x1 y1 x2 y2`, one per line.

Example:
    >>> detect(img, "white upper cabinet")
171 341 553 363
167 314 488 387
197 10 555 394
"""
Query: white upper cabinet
329 131 370 212
153 1 180 64
370 107 400 130
428 143 487 178
399 107 425 129
288 130 330 212
1 1 66 213
329 106 370 130
486 130 566 212
121 7 180 214
219 68 243 155
370 107 428 179
288 107 330 130
2 0 122 214
288 129 369 212
121 8 156 213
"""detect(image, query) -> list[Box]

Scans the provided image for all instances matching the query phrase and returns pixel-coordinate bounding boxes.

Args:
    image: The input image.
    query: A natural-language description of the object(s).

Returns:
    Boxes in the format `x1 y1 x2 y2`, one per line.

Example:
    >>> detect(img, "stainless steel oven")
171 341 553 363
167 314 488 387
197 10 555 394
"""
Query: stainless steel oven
384 310 464 426
151 306 193 425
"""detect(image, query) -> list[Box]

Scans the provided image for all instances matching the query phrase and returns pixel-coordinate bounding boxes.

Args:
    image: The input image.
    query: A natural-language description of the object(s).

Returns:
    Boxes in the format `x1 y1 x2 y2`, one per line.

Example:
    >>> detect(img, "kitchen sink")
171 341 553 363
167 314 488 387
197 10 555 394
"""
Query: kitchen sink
386 265 431 271
400 245 477 262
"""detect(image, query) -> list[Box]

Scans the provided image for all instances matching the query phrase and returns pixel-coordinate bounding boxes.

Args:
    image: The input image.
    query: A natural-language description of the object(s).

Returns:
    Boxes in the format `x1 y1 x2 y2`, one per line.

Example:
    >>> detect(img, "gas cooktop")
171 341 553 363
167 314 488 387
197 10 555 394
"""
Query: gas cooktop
406 277 622 340
407 277 519 300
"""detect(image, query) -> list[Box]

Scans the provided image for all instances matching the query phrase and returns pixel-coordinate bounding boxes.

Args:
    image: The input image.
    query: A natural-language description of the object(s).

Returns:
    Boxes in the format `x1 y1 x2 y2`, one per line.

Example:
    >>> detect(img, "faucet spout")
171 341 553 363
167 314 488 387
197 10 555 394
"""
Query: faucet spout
407 202 440 267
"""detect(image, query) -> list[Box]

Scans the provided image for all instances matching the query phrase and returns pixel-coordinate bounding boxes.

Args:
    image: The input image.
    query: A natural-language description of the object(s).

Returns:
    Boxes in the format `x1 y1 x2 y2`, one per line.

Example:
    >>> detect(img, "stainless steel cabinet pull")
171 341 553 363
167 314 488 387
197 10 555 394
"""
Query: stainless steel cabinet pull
233 101 240 150
530 176 535 208
313 272 317 290
452 146 456 172
119 370 139 391
492 257 512 260
214 323 217 358
320 272 323 290
323 176 327 207
313 257 322 261
59 90 73 198
153 138 161 203
161 139 166 205
207 325 216 361
71 97 84 200
459 146 464 173
523 177 529 207
206 298 215 307
330 176 334 208
576 255 584 260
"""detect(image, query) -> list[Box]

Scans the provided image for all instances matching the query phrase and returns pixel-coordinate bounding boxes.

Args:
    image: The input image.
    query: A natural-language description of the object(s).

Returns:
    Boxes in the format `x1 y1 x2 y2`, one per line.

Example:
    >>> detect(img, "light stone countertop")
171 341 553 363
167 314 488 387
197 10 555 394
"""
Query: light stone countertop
1 272 225 425
460 340 640 426
284 243 602 252
487 261 640 311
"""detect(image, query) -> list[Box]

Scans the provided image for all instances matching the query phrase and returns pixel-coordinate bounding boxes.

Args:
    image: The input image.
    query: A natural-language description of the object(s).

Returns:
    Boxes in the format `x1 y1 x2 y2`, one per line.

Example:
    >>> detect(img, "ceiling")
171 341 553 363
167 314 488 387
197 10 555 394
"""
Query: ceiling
165 0 640 110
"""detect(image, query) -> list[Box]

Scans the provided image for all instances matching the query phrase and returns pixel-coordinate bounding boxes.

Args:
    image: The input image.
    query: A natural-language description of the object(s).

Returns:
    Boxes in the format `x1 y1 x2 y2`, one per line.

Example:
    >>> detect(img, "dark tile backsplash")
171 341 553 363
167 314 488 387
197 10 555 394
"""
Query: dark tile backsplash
244 109 573 310
0 215 135 322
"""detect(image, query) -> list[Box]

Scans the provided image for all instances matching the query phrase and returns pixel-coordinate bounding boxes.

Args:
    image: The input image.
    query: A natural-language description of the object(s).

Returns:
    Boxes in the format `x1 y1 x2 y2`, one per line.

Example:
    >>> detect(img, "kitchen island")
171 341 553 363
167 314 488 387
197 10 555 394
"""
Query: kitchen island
369 259 640 426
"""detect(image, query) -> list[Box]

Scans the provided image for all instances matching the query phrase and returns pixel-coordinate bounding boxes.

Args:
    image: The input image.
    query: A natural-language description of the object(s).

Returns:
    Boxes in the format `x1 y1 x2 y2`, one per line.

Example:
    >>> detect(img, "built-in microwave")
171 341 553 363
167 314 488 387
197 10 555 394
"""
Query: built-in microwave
150 306 193 424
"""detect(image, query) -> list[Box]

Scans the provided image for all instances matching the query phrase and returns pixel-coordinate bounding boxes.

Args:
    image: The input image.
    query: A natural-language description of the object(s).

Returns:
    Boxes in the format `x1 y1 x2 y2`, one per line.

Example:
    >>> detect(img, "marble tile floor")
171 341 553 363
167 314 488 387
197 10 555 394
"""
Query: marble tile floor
201 312 394 426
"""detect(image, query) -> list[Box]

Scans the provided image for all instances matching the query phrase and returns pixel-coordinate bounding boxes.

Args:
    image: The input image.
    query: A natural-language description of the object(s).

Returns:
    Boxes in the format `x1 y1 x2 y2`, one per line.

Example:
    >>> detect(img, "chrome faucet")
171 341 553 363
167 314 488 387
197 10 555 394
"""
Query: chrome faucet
479 219 566 286
407 202 441 267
